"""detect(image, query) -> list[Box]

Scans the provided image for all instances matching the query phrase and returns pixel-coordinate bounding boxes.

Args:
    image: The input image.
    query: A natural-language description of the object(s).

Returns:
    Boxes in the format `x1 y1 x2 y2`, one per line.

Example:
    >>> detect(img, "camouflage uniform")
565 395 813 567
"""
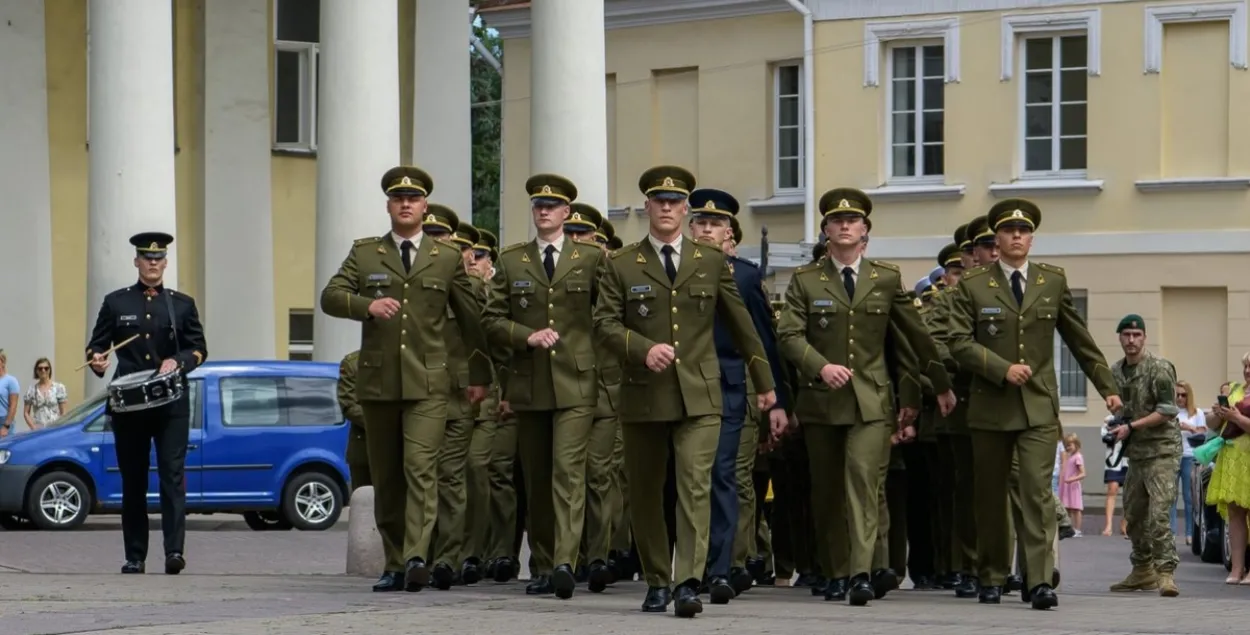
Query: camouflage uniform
337 351 371 490
1110 351 1181 595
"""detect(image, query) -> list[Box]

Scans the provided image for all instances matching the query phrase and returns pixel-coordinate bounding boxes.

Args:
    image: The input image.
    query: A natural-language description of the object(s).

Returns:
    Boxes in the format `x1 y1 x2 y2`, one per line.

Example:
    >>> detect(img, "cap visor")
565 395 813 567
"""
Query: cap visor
650 191 687 201
531 196 566 207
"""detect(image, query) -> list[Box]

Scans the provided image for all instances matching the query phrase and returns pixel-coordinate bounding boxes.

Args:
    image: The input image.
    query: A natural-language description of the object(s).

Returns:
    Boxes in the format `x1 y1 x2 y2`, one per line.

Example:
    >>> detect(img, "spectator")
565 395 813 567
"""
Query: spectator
1207 353 1250 584
23 357 67 431
1174 380 1206 544
1059 433 1087 536
1102 414 1129 537
0 350 19 438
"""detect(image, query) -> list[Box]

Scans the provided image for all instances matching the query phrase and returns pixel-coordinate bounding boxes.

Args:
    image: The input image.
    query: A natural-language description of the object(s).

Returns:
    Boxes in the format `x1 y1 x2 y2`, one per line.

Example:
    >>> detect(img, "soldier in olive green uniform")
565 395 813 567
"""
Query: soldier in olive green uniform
594 165 778 618
601 226 639 582
462 228 500 583
946 200 1119 610
320 166 492 593
481 174 607 600
777 188 955 606
338 350 370 490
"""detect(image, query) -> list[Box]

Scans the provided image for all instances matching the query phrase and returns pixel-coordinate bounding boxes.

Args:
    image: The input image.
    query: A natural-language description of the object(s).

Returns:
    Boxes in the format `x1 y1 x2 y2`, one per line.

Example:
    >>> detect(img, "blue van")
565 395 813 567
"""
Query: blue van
0 360 350 531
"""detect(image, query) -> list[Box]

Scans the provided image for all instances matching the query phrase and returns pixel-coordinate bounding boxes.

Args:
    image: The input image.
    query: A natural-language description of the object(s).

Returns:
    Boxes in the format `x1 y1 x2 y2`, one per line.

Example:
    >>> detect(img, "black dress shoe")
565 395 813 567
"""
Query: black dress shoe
641 586 671 612
911 574 937 590
938 572 959 589
494 556 516 583
708 576 734 605
573 563 589 584
871 568 898 599
729 567 754 595
756 572 776 586
552 564 576 599
823 577 849 601
1029 583 1058 610
404 558 430 592
955 575 981 598
587 561 611 593
526 574 554 595
164 553 186 575
461 558 482 585
121 560 145 574
793 573 815 587
1004 574 1024 594
673 584 703 618
745 556 766 581
484 558 499 579
372 571 405 592
431 563 456 590
978 585 1002 604
809 575 828 596
1058 525 1077 540
848 575 874 606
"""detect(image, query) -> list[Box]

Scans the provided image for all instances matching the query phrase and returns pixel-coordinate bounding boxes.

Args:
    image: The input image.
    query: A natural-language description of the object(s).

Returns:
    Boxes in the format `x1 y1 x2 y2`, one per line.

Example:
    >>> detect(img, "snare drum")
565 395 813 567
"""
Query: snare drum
107 370 184 413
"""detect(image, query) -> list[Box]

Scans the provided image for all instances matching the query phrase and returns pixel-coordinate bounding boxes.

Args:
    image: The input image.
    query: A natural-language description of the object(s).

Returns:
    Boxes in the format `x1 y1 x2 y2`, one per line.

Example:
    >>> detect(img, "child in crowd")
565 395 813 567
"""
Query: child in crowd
1059 433 1087 537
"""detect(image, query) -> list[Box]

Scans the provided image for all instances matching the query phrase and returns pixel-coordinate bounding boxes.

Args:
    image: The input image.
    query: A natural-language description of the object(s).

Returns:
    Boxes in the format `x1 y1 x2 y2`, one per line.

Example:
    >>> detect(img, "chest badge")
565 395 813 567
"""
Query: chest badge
987 324 999 336
818 317 829 329
518 297 529 309
638 304 650 317
1042 296 1051 304
696 272 706 278
375 289 384 299
693 249 703 259
571 249 580 260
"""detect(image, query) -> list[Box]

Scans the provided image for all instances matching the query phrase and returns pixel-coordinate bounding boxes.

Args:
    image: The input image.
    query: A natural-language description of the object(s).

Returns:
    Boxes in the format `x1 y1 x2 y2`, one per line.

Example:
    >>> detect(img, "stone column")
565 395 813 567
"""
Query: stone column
413 0 472 216
313 0 401 363
86 0 179 396
530 0 609 212
0 0 55 416
202 0 276 360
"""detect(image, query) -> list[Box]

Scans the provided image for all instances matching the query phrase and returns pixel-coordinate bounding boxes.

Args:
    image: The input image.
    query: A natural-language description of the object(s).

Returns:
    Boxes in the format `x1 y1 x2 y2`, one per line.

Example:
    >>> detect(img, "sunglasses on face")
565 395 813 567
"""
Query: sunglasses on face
37 367 50 372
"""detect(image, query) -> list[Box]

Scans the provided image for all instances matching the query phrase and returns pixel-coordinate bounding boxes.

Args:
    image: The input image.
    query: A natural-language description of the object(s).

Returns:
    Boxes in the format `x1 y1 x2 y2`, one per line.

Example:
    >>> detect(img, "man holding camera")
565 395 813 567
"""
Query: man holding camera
1105 314 1181 597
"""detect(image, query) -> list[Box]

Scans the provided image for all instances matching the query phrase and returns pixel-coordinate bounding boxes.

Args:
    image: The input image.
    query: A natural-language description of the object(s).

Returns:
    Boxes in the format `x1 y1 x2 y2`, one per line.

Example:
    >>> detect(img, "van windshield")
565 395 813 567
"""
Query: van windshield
45 392 108 429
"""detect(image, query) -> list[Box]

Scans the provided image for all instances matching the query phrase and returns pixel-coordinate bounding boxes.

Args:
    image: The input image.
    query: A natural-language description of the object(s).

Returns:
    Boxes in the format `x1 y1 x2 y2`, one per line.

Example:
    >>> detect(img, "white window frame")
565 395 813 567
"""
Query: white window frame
1143 2 1249 74
773 61 805 195
863 17 962 87
884 41 947 184
288 309 314 361
273 0 320 152
1054 289 1089 410
1017 32 1090 178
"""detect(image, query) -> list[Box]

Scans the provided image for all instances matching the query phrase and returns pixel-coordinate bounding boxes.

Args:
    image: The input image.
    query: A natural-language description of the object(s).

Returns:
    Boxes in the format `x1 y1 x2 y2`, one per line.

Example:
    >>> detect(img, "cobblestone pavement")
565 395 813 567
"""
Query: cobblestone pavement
1 514 1248 634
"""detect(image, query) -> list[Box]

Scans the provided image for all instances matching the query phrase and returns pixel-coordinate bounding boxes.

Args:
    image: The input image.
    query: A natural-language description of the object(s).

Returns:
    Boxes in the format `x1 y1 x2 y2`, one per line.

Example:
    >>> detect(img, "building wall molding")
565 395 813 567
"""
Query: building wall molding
988 178 1105 197
1143 1 1248 73
1000 9 1102 81
810 0 1136 21
863 17 962 86
482 0 794 39
1135 176 1250 193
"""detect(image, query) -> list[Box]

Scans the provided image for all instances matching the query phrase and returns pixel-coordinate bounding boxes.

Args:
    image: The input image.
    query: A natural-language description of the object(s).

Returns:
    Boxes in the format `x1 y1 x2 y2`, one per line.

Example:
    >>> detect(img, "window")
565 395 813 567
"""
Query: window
1022 35 1087 175
274 0 321 151
221 376 343 427
1054 290 1089 408
289 309 313 361
773 63 804 193
888 44 945 180
285 377 343 425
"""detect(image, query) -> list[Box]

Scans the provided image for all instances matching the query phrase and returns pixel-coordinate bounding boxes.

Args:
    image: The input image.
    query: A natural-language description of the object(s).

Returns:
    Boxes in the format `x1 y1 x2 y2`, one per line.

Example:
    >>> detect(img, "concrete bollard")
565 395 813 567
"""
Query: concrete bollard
346 486 385 577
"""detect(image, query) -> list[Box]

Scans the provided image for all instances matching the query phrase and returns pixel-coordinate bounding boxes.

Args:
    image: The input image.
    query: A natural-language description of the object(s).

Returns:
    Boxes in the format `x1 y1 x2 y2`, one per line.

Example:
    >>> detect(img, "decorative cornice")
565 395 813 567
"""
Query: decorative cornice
1143 1 1248 73
1134 176 1250 192
481 0 795 40
1001 9 1102 81
863 18 961 86
810 0 1135 21
988 178 1105 197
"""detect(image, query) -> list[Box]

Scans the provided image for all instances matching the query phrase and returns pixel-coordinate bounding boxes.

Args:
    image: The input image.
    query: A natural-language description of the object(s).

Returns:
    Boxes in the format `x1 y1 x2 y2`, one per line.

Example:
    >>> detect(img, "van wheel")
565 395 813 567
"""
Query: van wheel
25 471 91 530
281 472 343 531
243 511 293 531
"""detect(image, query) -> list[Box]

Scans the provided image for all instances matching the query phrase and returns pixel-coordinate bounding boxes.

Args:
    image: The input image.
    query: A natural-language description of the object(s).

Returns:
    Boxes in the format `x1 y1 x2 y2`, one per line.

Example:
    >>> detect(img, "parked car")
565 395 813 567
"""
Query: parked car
1190 455 1250 571
0 360 350 532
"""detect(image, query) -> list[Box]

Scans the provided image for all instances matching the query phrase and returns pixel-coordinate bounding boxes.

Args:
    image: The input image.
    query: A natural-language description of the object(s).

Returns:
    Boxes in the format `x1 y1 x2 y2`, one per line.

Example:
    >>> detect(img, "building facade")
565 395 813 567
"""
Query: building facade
485 0 1250 428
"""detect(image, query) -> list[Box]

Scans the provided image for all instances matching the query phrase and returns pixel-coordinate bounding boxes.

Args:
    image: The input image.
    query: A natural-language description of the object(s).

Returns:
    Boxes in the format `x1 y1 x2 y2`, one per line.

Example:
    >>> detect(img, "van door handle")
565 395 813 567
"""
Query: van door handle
187 443 199 450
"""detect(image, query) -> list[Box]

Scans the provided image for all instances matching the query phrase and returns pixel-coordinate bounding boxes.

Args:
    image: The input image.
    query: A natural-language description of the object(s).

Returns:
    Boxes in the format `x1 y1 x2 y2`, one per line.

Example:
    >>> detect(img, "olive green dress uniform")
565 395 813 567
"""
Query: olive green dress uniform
463 229 501 576
481 174 607 593
946 200 1117 600
319 166 493 579
777 188 953 600
601 227 637 576
593 166 777 594
338 350 371 490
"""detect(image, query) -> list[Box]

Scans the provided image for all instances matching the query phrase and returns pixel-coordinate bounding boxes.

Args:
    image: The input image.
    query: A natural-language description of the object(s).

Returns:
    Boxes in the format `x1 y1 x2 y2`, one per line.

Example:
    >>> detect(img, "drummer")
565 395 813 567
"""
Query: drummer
86 231 208 575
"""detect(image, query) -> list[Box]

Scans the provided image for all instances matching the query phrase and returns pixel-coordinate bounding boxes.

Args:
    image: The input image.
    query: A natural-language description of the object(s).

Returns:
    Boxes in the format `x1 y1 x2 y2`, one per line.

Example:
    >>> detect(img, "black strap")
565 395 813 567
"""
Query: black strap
164 290 182 376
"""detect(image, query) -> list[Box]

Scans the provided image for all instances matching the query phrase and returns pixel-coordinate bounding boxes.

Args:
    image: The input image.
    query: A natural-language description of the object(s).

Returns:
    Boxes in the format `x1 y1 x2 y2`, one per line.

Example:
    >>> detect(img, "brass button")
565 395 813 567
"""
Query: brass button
401 313 408 319
849 353 855 359
145 354 151 360
549 288 554 294
848 338 854 345
144 334 150 339
401 329 407 335
674 341 680 347
675 358 681 365
550 350 556 357
403 299 409 304
671 290 677 297
673 324 679 331
849 325 855 330
145 314 151 319
1019 344 1025 350
549 319 555 326
849 310 855 316
403 283 410 289
147 296 152 302
548 303 554 309
1019 358 1025 363
401 344 406 349
671 307 678 314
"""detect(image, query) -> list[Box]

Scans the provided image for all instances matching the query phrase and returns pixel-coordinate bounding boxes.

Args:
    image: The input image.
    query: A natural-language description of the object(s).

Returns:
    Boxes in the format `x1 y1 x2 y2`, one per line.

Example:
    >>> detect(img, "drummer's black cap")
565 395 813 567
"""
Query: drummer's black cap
131 232 174 260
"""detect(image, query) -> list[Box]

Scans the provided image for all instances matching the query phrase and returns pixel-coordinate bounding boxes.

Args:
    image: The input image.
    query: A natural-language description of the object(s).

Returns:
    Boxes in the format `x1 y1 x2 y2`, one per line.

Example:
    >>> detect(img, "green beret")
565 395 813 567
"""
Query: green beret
1117 314 1146 333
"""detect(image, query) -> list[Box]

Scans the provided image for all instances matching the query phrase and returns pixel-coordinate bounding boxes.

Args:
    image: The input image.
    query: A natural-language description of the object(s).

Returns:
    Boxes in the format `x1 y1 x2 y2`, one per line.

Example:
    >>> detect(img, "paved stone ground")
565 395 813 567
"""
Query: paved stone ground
2 513 1248 634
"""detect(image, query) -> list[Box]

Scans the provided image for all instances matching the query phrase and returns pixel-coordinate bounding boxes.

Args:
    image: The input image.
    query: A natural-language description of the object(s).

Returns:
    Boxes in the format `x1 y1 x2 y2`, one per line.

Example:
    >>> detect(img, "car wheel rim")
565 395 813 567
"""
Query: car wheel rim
294 482 334 524
39 482 82 525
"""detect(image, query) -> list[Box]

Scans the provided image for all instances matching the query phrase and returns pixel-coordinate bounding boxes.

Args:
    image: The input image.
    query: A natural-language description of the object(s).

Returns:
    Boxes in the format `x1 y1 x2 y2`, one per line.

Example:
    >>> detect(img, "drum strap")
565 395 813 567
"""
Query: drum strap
163 291 181 360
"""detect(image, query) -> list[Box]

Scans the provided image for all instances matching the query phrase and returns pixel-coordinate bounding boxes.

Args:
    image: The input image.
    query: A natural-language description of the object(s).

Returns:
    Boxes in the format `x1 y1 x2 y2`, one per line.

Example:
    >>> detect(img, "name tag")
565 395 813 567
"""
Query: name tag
367 273 389 282
119 315 138 322
981 307 1002 315
813 300 834 307
630 285 652 294
513 280 532 288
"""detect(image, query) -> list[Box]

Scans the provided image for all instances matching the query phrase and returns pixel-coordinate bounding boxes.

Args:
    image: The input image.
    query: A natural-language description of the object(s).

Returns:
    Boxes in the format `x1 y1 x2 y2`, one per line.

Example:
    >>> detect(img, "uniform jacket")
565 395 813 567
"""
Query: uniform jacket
86 282 207 382
337 350 365 428
777 257 949 426
320 234 492 403
1112 351 1181 460
927 286 971 435
481 237 605 411
714 255 790 414
946 261 1117 431
444 276 486 420
594 237 776 423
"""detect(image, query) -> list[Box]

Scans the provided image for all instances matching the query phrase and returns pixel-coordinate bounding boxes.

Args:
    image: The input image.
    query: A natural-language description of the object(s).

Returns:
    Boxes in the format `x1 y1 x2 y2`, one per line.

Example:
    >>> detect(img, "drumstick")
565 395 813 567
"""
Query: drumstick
75 334 141 371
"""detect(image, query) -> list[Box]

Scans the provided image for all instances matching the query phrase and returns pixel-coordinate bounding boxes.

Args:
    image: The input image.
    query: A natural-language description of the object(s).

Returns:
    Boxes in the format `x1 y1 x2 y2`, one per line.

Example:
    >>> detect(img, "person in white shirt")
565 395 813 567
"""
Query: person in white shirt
1173 380 1206 543
1101 415 1129 537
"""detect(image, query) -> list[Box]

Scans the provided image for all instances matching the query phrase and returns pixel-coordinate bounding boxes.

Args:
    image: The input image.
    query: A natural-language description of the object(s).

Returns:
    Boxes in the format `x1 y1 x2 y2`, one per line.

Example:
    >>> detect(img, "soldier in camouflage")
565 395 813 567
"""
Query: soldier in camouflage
1105 314 1181 597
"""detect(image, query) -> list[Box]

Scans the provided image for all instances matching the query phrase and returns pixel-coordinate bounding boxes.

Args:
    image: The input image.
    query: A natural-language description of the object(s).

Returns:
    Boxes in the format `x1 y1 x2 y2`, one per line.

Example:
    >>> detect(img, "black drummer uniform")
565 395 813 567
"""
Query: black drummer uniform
86 232 207 574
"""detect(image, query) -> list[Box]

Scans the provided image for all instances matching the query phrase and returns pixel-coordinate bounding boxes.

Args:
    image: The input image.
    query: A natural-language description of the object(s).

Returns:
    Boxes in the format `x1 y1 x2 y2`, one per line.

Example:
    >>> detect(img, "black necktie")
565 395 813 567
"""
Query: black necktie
543 244 556 280
1011 270 1024 306
661 245 677 282
842 266 856 299
400 240 414 273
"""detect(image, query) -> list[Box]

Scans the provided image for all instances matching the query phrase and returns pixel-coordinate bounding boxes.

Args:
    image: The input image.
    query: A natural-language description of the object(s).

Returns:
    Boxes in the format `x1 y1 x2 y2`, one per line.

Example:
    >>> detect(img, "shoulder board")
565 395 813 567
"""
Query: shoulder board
571 238 600 247
352 236 383 246
793 262 822 275
500 242 528 254
942 285 957 294
697 241 724 253
169 289 193 301
433 236 456 247
342 350 359 364
866 259 899 272
962 265 990 279
1035 262 1065 274
609 242 641 259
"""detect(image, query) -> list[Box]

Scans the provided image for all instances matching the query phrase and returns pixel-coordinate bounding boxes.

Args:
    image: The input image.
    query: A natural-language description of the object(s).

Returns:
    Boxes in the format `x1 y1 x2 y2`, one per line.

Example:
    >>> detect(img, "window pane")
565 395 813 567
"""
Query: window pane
922 78 943 110
779 128 799 158
1060 137 1087 170
1060 35 1087 69
1025 139 1052 172
892 112 915 144
891 145 916 177
1058 295 1089 402
188 380 202 430
891 78 915 113
1025 104 1052 137
276 0 320 43
892 47 916 79
1060 103 1087 136
1025 72 1052 105
1024 38 1053 71
221 378 283 427
275 51 302 143
778 158 799 189
1059 69 1087 103
922 45 944 77
285 377 343 425
289 310 314 344
922 144 945 176
779 96 799 127
289 351 314 361
922 111 944 143
779 65 800 96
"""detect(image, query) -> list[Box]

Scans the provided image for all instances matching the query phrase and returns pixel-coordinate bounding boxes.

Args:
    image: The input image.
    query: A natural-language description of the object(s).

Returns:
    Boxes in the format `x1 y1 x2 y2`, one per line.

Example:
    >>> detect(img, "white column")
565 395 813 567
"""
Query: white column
202 0 276 359
413 0 472 216
86 0 179 396
530 0 609 214
313 0 401 363
0 0 55 418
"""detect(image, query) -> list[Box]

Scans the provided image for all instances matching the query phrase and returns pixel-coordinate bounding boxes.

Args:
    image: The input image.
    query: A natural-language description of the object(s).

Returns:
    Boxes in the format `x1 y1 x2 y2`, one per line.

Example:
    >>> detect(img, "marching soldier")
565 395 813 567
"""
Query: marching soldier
337 350 370 490
320 166 491 592
463 228 500 583
946 199 1119 609
86 231 207 575
480 174 607 600
594 165 778 618
599 223 639 582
